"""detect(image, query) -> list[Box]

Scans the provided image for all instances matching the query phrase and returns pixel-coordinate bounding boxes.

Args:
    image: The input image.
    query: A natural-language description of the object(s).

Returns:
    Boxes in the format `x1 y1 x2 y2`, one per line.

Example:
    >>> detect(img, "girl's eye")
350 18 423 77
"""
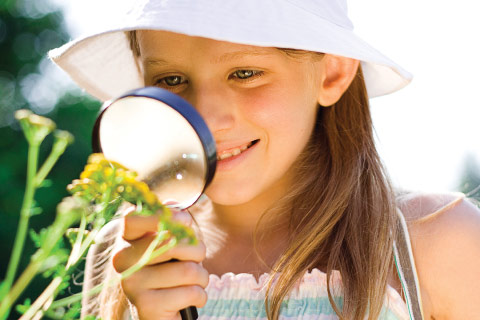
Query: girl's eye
156 75 186 87
230 70 262 80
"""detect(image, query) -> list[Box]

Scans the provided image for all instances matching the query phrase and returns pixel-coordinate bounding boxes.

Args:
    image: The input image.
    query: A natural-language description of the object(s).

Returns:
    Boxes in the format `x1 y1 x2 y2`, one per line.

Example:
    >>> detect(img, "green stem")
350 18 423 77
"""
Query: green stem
76 227 100 264
66 214 87 269
20 226 93 320
22 205 109 317
0 212 74 319
0 143 39 320
19 276 63 320
121 231 173 279
34 140 68 188
49 234 177 310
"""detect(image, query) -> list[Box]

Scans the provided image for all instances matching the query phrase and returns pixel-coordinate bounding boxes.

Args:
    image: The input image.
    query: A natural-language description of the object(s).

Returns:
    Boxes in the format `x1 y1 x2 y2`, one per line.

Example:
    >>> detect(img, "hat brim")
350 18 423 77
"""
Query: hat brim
49 1 412 101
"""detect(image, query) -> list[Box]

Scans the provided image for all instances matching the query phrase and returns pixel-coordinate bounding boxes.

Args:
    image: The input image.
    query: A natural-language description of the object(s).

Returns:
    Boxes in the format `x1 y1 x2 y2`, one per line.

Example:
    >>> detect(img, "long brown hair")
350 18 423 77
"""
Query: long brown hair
260 65 397 319
89 31 398 320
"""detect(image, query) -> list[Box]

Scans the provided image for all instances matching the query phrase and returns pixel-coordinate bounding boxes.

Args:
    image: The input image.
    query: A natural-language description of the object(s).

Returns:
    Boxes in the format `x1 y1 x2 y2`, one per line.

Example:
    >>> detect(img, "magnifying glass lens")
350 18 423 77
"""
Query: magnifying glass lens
93 88 216 209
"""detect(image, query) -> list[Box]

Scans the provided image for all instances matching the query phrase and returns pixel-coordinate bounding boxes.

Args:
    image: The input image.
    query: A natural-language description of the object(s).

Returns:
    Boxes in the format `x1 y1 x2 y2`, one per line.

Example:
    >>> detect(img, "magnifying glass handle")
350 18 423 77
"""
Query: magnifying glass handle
169 259 199 319
180 307 198 320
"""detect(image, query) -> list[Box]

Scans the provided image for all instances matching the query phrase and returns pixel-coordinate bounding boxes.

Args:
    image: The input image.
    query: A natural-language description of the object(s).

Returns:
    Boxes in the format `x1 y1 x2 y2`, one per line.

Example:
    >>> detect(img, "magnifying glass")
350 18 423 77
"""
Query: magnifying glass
92 86 216 209
91 86 217 320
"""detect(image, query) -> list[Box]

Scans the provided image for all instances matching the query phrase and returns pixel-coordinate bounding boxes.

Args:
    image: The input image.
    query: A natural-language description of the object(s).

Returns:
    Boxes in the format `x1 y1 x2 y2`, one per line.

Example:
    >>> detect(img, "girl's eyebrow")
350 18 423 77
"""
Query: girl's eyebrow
145 58 169 66
211 49 274 64
144 50 274 66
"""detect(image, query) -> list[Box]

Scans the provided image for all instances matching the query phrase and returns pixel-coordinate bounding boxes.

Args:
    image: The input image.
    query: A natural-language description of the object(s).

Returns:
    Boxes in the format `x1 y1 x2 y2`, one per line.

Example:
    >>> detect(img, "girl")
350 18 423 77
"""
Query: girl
49 1 480 319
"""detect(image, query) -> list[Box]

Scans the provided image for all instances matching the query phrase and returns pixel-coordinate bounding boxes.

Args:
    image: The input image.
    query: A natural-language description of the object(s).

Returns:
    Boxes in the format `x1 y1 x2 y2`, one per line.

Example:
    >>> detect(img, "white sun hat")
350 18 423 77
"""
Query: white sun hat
49 0 412 102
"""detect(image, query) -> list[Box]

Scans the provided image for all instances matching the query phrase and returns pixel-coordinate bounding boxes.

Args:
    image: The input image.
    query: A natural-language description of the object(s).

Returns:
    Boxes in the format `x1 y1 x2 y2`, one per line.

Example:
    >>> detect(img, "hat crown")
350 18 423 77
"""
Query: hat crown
283 0 352 29
118 0 353 30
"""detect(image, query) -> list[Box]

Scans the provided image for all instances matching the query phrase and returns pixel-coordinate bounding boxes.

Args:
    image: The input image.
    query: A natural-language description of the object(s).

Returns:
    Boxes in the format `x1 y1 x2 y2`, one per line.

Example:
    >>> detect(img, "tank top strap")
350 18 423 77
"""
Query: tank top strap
393 207 425 320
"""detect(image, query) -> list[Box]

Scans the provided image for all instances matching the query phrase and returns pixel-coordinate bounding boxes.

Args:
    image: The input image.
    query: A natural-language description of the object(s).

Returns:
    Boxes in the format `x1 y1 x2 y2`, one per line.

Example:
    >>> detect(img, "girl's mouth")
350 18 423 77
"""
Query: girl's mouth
216 139 259 161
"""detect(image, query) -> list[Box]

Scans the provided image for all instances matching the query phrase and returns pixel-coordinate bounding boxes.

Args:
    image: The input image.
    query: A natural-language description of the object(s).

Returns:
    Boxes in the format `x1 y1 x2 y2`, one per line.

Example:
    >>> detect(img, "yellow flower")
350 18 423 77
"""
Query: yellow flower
72 153 162 209
67 153 195 243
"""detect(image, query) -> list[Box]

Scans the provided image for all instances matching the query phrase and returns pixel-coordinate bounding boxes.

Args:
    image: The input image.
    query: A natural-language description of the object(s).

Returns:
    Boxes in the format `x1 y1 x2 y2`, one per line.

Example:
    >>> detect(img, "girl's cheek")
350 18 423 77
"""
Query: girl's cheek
237 85 298 128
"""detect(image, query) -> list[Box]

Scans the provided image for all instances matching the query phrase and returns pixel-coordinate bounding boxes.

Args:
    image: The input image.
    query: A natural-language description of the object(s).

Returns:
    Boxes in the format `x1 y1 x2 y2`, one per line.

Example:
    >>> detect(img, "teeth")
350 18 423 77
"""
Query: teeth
219 152 233 160
217 141 255 161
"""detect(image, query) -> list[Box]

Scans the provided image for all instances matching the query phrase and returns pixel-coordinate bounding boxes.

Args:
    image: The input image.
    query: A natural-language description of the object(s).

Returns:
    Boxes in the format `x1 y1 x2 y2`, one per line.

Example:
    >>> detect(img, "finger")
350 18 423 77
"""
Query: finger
113 239 206 273
123 208 192 241
132 286 208 319
123 212 162 241
122 261 209 293
148 240 206 265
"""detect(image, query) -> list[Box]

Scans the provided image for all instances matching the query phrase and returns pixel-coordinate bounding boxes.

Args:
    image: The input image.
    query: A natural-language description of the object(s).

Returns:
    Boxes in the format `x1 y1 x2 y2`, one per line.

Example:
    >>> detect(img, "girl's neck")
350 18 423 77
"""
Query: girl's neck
194 175 293 277
199 213 290 278
209 172 293 236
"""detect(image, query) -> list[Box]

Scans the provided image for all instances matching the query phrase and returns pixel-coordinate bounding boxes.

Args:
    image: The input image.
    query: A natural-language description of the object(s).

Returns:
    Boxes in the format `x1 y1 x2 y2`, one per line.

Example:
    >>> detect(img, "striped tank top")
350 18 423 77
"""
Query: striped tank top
198 269 409 319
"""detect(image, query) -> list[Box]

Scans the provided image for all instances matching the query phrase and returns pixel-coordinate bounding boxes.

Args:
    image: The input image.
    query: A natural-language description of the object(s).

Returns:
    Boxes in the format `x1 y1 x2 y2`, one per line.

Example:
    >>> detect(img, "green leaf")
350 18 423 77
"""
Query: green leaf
29 228 71 278
39 249 69 277
53 276 70 296
63 301 81 319
29 200 44 216
44 307 66 319
30 206 43 216
38 179 53 188
29 228 46 248
15 298 31 315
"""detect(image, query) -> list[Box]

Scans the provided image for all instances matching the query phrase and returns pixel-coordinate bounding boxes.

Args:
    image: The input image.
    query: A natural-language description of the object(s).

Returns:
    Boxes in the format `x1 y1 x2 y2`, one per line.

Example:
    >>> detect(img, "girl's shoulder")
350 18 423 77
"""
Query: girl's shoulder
397 192 480 319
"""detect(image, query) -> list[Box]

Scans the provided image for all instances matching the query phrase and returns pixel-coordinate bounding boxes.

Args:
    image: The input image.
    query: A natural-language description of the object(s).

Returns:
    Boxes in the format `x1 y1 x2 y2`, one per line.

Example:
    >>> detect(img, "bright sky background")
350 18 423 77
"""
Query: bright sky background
348 0 480 193
52 0 480 193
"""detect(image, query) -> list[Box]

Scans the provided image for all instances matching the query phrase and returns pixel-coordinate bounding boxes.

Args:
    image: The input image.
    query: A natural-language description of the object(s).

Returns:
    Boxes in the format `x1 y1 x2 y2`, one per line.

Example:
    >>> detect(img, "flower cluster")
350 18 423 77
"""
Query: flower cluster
68 154 163 214
67 154 197 244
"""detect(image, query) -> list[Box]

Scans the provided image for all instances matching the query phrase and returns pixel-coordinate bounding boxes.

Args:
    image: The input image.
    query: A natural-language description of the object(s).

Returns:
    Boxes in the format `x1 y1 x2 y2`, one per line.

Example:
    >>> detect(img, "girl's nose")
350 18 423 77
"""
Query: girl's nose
188 85 235 135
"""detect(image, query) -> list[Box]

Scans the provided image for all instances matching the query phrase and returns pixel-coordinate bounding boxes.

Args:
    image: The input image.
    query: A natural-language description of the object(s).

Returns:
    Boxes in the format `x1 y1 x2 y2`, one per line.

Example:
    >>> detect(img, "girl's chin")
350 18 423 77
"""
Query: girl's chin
205 187 257 207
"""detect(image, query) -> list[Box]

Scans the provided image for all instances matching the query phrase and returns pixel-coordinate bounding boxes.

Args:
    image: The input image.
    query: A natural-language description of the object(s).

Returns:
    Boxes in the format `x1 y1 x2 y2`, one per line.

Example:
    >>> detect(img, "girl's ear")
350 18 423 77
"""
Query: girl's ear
317 55 360 107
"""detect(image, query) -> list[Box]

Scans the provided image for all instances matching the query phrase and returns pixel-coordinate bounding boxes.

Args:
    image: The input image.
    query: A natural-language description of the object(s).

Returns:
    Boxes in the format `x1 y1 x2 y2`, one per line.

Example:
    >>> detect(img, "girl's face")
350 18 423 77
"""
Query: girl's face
137 31 324 206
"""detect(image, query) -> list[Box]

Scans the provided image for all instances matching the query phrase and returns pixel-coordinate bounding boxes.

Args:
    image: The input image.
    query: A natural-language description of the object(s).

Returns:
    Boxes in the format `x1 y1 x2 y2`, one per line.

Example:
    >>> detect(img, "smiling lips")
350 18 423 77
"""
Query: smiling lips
216 140 259 161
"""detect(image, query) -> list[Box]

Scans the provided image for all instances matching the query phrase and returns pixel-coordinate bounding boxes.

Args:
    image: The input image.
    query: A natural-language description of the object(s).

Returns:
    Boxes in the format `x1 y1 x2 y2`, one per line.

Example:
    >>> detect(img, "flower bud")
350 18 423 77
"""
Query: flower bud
54 130 75 146
14 109 56 145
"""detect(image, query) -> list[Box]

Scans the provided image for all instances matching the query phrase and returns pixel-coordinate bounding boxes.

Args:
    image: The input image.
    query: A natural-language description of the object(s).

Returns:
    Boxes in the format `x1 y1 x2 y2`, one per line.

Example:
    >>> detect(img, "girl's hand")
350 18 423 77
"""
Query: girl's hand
112 208 208 320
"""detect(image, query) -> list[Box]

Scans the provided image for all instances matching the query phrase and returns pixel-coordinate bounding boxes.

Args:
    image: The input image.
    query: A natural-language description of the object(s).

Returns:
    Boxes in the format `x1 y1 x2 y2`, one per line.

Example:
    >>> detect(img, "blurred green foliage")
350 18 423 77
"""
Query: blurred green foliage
0 0 101 318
